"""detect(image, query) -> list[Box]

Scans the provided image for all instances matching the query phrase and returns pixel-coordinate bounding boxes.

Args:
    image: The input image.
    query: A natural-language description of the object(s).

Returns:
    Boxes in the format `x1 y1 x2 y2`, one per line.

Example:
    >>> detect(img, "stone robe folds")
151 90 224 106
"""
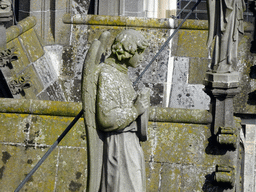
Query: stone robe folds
207 0 245 72
97 60 146 192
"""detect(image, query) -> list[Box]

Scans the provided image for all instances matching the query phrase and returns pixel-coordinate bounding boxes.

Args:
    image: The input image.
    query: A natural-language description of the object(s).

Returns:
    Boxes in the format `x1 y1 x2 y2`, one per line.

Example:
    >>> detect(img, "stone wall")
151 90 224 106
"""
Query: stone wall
7 14 255 112
16 0 91 45
0 98 229 192
61 15 213 108
1 8 254 191
61 14 256 112
62 14 175 106
170 20 255 112
1 16 68 101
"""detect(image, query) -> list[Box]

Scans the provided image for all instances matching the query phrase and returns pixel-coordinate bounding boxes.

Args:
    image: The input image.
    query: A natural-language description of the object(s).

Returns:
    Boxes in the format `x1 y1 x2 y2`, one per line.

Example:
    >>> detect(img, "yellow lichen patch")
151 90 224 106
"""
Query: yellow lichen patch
18 16 37 34
0 110 240 191
144 122 222 166
6 25 20 43
6 16 36 43
0 113 28 143
0 145 57 191
29 115 86 147
176 29 208 58
56 148 87 191
65 14 171 29
19 29 44 62
177 19 208 30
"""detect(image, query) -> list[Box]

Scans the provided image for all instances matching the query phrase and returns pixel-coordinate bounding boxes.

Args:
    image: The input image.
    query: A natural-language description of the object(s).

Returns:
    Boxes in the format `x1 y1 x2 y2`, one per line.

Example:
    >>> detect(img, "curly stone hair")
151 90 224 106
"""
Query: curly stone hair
112 29 149 61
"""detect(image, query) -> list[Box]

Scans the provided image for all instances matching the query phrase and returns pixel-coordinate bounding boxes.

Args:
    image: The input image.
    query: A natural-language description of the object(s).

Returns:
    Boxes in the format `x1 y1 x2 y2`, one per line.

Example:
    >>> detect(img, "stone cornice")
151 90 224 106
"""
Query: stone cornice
0 98 212 124
6 16 37 43
63 13 253 32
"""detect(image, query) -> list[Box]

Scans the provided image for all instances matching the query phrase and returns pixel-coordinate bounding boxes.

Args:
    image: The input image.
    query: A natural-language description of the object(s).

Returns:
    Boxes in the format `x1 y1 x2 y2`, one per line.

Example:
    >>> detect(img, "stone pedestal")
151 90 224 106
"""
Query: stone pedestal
204 71 243 191
204 72 241 134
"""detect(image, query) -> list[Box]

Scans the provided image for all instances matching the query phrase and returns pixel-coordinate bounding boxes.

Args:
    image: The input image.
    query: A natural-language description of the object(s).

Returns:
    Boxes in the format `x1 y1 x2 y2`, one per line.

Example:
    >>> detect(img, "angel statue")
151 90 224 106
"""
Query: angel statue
81 29 150 192
207 0 245 73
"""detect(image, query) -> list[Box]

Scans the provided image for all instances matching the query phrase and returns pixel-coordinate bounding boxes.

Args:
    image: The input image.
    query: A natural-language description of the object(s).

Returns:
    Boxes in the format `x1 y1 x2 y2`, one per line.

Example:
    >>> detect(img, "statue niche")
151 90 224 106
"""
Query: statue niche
82 29 150 192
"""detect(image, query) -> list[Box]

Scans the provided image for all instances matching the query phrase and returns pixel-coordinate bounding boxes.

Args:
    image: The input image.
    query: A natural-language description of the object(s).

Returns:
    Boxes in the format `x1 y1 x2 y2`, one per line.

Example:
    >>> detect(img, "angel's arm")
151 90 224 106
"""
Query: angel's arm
97 71 138 132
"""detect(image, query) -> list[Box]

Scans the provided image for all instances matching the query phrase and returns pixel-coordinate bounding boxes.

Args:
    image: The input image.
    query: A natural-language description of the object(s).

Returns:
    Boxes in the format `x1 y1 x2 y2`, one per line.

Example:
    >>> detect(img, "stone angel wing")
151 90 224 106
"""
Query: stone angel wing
81 31 110 192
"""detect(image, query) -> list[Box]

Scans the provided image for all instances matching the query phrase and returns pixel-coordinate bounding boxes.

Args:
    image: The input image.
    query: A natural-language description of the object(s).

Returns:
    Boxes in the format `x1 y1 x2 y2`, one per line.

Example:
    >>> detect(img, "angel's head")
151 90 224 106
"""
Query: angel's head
111 29 148 67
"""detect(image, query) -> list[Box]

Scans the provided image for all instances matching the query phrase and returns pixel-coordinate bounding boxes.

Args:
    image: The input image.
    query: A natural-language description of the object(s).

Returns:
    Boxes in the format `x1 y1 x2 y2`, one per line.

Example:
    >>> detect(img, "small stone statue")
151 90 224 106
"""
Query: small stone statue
207 0 245 73
82 29 150 192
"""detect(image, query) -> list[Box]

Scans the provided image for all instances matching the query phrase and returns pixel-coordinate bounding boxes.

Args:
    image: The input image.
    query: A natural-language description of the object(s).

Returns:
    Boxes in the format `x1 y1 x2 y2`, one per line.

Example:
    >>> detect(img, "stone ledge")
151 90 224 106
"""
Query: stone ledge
63 14 253 32
63 13 174 29
6 16 37 43
149 107 212 124
0 98 81 117
0 98 212 124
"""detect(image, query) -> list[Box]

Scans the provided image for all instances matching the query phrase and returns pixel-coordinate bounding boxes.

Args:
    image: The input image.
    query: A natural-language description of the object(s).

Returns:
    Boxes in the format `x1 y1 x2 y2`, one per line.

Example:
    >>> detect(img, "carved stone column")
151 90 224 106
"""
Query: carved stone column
204 71 243 191
205 72 241 135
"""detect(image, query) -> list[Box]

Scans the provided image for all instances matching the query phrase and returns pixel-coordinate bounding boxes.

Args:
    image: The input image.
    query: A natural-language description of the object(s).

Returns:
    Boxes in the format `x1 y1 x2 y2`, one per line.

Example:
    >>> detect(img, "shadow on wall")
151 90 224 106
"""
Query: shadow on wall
249 1 256 53
248 65 256 105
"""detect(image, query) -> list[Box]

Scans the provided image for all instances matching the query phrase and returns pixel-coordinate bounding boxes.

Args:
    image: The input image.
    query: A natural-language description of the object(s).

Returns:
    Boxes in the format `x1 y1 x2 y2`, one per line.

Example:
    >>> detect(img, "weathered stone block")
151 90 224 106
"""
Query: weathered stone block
29 115 86 147
169 83 210 109
145 83 164 106
33 54 58 88
44 45 63 76
40 80 66 101
189 57 209 84
169 57 210 110
60 25 88 86
59 79 81 102
129 28 169 84
19 29 44 62
72 0 90 14
142 122 220 166
172 57 189 84
55 147 87 191
159 163 182 192
174 29 208 58
145 162 162 191
181 165 214 191
0 113 28 143
55 0 72 45
0 145 57 191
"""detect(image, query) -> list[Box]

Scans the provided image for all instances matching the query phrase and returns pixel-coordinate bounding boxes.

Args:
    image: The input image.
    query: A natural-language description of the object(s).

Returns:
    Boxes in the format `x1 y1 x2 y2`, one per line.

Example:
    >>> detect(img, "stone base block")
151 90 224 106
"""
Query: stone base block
204 72 241 88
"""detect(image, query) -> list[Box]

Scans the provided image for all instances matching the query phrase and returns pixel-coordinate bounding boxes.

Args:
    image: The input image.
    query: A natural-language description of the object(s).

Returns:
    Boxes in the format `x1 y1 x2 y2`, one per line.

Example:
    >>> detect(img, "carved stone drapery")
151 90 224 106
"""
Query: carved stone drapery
207 0 245 73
